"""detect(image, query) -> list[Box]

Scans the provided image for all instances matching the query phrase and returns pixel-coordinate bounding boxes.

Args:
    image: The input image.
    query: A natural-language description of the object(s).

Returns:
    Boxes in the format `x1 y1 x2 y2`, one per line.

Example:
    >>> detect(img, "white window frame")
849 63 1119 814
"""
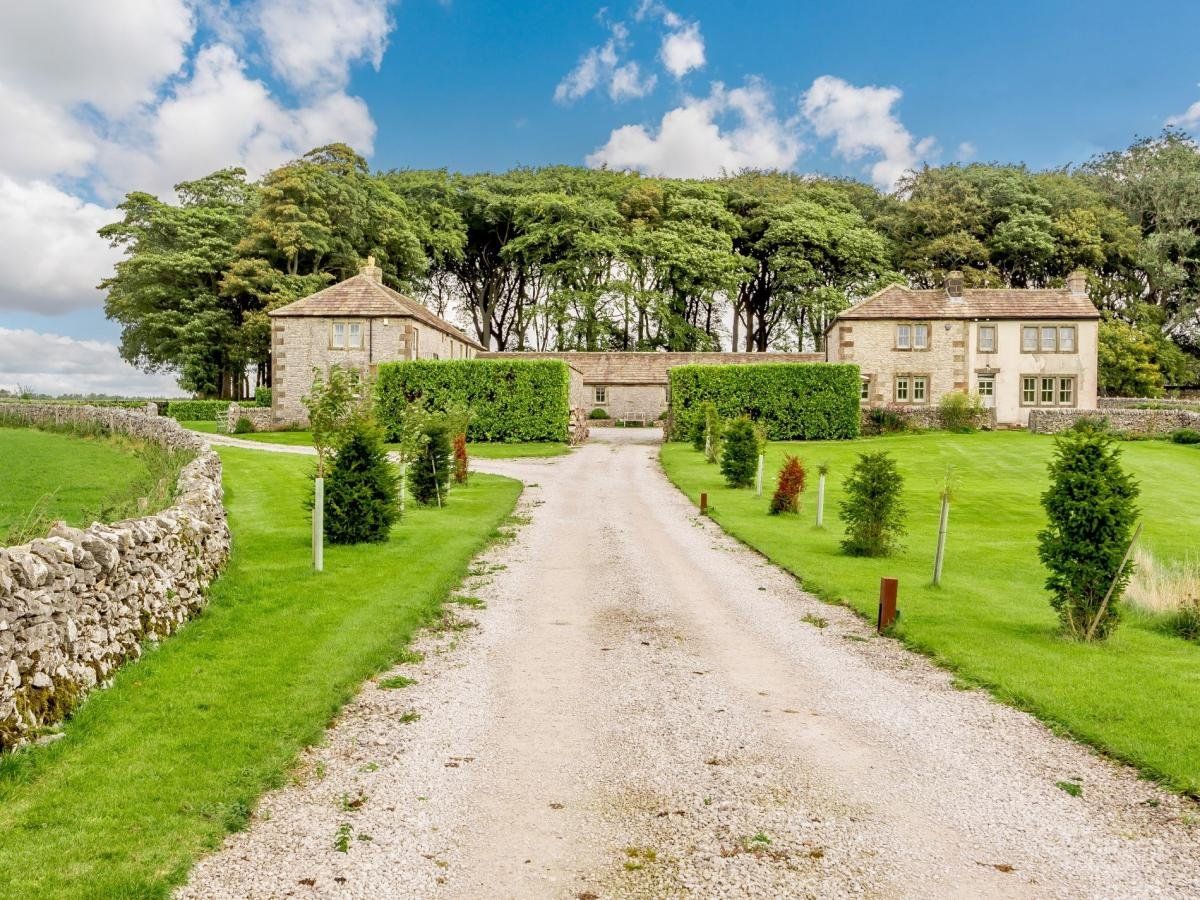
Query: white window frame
860 376 872 402
1021 374 1077 407
594 386 607 404
912 375 928 402
895 376 909 401
976 373 995 397
1022 323 1078 354
895 324 912 349
330 319 364 350
913 323 930 350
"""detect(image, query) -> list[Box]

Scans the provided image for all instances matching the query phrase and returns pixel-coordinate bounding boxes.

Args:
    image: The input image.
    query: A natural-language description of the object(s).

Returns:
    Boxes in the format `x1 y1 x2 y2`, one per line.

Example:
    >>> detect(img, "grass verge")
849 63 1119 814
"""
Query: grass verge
660 430 1200 795
179 423 570 458
0 447 521 897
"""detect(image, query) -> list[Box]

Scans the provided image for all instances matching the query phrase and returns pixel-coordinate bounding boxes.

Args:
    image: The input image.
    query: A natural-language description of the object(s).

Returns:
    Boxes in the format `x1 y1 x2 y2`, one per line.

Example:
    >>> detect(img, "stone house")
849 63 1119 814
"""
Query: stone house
478 351 822 422
825 270 1100 426
268 259 482 423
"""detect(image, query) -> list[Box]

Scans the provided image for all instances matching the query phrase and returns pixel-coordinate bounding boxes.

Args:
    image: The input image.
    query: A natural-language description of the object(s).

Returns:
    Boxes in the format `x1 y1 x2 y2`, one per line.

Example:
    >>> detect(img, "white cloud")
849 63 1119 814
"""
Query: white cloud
1166 100 1200 130
801 75 935 189
586 79 802 178
0 328 184 397
0 83 95 180
257 0 393 92
0 176 120 316
0 0 194 117
556 22 657 104
98 44 377 200
956 141 977 161
659 22 705 79
610 62 657 102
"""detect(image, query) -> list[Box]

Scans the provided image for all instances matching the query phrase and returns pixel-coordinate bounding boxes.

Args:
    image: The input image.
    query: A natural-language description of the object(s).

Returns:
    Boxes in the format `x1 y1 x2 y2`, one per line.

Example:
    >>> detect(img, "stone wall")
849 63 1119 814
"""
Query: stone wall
1027 407 1200 435
0 403 230 748
225 403 275 433
1098 397 1200 411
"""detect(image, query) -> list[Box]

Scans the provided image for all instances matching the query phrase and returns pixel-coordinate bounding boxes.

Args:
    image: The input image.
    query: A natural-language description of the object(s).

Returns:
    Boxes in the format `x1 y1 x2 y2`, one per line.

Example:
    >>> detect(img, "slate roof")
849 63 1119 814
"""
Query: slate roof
478 351 824 385
834 284 1101 322
269 273 484 350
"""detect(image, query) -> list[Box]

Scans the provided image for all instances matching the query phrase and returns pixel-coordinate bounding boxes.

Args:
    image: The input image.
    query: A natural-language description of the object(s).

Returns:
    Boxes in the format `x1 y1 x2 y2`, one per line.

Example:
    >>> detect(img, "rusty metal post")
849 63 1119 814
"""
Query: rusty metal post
700 492 708 515
877 577 898 632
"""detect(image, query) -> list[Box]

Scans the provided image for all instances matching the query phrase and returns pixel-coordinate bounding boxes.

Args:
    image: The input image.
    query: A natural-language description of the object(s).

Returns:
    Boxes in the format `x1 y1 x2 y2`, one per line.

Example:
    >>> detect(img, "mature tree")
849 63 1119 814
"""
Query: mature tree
100 168 254 398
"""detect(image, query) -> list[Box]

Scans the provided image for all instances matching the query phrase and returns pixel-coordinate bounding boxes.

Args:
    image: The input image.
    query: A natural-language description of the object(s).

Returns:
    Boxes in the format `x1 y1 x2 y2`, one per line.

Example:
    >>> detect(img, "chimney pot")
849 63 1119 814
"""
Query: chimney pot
359 256 383 283
1067 269 1088 296
945 270 964 298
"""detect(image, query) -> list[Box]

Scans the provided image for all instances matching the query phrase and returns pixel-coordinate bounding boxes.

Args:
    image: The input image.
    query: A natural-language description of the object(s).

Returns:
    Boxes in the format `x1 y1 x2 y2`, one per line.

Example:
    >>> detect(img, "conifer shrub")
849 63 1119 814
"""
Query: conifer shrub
409 421 452 506
323 418 398 544
720 416 758 488
1038 421 1140 640
839 451 907 557
589 407 610 420
770 455 807 514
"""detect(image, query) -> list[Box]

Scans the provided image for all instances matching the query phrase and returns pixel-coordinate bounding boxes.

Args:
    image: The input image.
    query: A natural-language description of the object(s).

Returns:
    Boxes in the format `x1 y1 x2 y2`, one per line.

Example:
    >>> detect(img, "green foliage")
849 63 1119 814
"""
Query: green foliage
770 455 806 514
937 391 986 432
1166 599 1200 641
588 407 610 420
322 418 398 544
1038 423 1140 640
232 417 254 434
254 387 272 407
303 366 370 477
701 401 723 462
839 451 907 557
376 359 570 442
719 417 759 488
408 421 452 506
669 363 860 441
1099 320 1166 397
162 399 230 422
862 405 911 435
1170 428 1200 445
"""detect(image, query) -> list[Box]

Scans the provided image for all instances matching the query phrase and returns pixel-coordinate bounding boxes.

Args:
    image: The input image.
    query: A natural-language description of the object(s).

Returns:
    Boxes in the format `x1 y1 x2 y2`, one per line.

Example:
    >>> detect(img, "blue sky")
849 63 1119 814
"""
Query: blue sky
2 0 1199 394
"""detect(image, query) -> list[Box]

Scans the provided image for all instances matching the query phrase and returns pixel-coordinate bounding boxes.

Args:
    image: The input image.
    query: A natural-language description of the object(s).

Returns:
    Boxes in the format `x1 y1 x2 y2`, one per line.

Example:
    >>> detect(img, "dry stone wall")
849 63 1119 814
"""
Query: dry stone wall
0 403 230 748
1027 407 1200 435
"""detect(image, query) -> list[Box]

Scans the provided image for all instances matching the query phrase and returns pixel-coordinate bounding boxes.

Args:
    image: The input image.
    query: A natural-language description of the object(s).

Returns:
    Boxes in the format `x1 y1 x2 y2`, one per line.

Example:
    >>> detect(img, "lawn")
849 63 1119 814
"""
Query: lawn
179 422 570 457
0 427 150 535
661 431 1200 794
0 447 521 897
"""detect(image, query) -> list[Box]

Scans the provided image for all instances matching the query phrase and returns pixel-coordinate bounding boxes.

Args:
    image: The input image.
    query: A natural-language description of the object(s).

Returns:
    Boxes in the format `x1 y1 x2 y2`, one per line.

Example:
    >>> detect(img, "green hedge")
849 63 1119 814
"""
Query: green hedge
254 387 272 407
161 400 231 422
668 363 861 441
376 359 570 442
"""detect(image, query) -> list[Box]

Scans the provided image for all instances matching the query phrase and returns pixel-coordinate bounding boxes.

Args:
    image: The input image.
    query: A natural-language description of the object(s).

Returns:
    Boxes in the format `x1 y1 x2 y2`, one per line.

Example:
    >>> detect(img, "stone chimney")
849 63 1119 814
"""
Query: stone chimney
359 254 383 283
1067 268 1088 296
945 270 964 298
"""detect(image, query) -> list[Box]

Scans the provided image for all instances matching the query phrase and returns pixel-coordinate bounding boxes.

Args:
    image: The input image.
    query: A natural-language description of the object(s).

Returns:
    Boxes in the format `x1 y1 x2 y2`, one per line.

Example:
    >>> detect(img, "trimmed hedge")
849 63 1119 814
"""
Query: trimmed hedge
161 400 231 422
254 386 272 407
668 363 860 441
376 359 571 442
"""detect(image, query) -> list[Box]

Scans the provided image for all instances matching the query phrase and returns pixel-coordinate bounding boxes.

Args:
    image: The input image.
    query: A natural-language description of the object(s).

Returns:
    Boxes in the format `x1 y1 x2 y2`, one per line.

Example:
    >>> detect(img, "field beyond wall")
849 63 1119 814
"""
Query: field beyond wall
661 431 1200 794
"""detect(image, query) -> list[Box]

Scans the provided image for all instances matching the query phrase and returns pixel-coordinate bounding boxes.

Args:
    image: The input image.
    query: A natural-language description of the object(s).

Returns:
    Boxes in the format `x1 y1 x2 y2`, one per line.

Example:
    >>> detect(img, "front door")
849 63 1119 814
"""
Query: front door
976 374 995 409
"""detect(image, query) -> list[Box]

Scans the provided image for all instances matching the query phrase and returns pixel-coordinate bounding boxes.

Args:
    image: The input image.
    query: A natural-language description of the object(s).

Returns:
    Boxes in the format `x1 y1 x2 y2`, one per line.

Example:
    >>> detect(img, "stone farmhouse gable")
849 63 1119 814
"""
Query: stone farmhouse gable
826 270 1101 426
268 259 482 422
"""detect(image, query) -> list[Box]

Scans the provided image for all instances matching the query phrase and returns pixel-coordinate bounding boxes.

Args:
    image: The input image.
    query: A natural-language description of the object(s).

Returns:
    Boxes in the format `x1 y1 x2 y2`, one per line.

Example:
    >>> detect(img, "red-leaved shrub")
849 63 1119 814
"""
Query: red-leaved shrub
452 432 469 484
770 455 806 514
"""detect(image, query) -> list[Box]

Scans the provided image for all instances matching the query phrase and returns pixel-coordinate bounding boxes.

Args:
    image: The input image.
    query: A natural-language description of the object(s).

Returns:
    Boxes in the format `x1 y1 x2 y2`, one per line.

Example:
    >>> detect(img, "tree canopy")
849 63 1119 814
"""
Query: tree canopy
100 133 1200 397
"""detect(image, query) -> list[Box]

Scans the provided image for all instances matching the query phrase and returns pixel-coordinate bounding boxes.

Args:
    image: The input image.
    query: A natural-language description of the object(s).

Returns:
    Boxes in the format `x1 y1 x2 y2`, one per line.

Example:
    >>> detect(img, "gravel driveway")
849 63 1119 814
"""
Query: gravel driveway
179 429 1200 899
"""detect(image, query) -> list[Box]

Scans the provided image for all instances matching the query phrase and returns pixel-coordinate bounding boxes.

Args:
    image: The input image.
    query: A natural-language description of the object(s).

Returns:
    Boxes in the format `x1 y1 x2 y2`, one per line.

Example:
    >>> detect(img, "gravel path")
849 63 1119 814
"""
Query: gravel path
179 429 1200 899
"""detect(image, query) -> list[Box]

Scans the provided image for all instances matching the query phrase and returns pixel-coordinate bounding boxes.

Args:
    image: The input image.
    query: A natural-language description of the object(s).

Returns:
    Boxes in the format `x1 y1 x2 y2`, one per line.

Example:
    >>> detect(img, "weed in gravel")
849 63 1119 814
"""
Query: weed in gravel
379 675 416 689
451 595 487 609
360 762 379 773
315 761 327 780
395 648 424 665
333 824 352 852
399 710 421 724
801 614 829 628
1056 780 1083 797
843 634 868 643
338 792 366 812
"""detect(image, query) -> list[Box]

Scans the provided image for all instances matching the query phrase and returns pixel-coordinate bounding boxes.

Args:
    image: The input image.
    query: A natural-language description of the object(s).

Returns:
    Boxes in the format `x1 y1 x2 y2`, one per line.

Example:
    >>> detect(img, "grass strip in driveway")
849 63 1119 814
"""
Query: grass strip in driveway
661 430 1200 795
0 447 521 898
